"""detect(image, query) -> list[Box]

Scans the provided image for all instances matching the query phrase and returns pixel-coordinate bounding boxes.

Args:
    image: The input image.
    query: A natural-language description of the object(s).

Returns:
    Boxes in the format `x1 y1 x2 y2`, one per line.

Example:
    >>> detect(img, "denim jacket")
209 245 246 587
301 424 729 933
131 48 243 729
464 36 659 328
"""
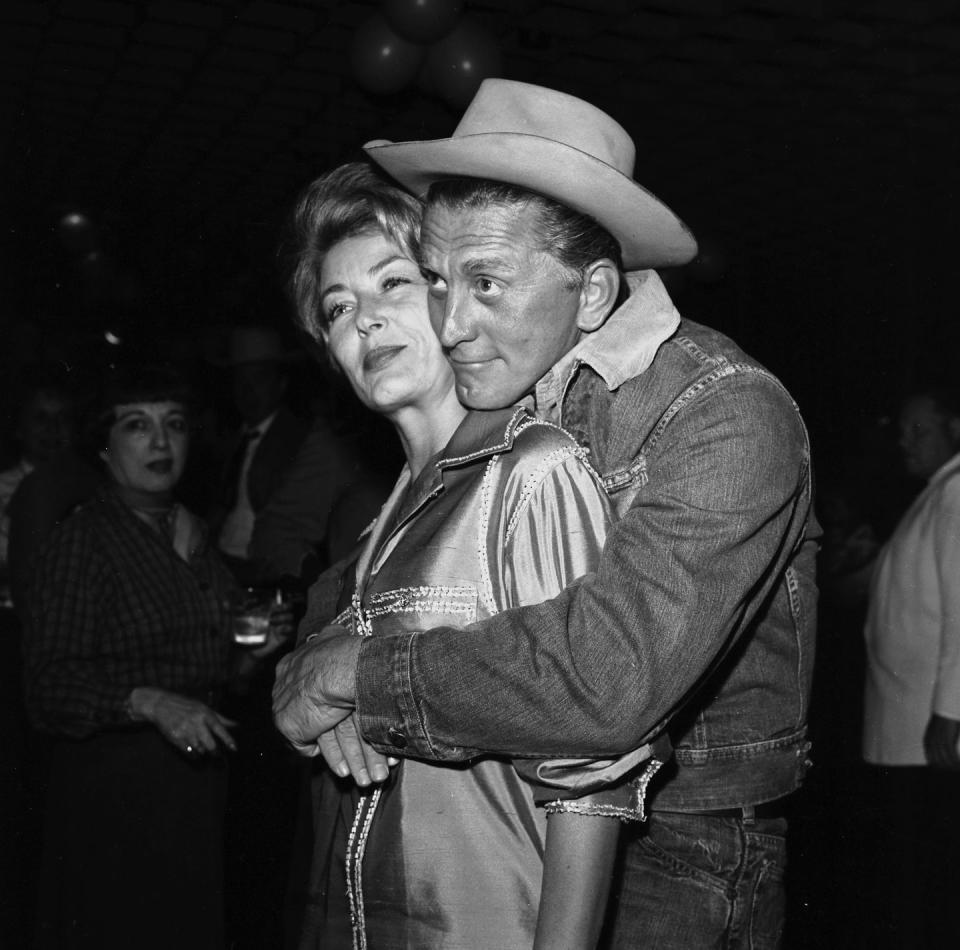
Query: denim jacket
356 271 819 811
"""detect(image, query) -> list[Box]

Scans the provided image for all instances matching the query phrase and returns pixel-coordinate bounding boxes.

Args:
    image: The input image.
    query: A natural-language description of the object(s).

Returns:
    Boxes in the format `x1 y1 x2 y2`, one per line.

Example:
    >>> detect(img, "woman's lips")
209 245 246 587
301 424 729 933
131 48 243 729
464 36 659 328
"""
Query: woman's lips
363 345 406 372
146 459 173 474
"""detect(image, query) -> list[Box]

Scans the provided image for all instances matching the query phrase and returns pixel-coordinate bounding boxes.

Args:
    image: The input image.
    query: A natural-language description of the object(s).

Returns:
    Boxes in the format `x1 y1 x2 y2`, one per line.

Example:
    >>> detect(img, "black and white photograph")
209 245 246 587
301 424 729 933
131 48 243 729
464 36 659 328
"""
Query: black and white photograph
2 2 960 948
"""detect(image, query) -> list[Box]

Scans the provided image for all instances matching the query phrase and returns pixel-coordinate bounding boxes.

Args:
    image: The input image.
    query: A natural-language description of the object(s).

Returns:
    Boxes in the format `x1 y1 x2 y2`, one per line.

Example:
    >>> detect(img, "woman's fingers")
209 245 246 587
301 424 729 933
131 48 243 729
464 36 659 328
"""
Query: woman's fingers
156 697 239 756
248 627 290 660
320 716 391 786
206 712 238 752
192 724 219 755
317 730 349 775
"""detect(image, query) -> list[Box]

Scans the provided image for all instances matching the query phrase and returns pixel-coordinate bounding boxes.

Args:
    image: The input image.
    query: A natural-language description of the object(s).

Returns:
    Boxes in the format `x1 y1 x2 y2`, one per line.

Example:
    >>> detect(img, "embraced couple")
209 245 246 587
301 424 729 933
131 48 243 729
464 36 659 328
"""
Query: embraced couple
274 80 818 950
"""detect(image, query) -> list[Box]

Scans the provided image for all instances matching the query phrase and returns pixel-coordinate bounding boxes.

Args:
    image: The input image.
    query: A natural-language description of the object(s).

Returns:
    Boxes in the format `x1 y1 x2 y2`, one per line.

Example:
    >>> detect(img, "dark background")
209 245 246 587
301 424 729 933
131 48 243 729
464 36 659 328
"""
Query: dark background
3 0 959 441
3 1 958 945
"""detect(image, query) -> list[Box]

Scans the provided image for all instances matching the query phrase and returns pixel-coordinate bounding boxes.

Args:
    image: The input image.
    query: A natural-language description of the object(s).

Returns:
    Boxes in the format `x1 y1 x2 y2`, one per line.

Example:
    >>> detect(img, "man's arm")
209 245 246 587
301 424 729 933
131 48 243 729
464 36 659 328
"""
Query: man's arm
355 375 812 760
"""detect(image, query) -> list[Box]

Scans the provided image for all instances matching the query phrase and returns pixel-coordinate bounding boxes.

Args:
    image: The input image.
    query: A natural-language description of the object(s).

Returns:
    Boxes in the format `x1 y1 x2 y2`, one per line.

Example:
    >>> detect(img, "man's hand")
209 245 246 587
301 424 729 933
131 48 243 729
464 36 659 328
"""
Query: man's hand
923 713 960 769
271 628 361 756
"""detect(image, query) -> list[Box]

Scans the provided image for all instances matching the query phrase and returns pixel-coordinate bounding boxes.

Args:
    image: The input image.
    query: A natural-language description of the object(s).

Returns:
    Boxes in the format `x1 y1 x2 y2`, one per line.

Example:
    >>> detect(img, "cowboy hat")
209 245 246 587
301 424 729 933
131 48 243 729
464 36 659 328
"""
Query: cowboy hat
363 79 697 270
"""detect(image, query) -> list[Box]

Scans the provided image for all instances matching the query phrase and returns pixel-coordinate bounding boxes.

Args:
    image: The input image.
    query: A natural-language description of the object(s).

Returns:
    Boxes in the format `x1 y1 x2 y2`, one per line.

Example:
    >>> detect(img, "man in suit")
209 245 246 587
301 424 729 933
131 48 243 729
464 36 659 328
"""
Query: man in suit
209 326 310 948
214 326 309 584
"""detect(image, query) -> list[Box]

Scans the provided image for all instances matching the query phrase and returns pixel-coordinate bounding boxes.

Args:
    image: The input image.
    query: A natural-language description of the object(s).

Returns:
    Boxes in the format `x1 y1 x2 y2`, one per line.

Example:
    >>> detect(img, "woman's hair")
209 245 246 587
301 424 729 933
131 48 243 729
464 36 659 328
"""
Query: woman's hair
427 178 623 289
285 161 424 341
88 363 194 451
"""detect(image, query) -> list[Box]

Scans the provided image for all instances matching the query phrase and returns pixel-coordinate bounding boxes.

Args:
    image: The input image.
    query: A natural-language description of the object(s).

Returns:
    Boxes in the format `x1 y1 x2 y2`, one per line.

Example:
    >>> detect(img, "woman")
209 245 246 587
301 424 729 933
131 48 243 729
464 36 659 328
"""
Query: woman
24 365 289 950
286 164 659 950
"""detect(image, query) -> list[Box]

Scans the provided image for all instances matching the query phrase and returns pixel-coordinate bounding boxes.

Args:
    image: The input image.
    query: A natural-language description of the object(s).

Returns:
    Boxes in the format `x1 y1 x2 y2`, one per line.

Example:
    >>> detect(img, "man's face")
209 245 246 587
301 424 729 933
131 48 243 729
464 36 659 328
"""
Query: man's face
232 360 287 426
419 200 587 409
19 391 74 464
899 395 960 480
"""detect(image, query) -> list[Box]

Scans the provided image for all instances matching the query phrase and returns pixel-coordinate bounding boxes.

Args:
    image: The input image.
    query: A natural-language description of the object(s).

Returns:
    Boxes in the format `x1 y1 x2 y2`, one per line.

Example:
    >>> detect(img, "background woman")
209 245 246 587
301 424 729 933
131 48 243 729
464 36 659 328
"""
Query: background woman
279 163 658 950
24 364 289 949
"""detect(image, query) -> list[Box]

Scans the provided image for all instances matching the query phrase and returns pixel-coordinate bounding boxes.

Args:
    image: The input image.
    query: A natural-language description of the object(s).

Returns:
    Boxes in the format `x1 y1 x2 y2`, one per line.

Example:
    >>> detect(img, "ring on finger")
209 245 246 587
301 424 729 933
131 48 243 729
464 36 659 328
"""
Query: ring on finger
186 744 194 754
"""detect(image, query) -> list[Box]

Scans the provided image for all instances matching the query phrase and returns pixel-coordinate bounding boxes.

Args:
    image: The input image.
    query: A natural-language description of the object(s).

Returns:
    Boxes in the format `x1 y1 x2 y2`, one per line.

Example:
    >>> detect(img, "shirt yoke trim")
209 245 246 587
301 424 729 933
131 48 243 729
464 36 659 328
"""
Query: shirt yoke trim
438 406 528 468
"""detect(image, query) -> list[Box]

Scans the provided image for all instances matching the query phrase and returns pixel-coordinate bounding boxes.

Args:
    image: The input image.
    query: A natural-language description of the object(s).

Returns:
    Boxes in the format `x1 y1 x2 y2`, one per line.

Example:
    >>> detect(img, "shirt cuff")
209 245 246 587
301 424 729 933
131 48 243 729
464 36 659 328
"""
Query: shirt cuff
356 632 437 758
543 759 665 823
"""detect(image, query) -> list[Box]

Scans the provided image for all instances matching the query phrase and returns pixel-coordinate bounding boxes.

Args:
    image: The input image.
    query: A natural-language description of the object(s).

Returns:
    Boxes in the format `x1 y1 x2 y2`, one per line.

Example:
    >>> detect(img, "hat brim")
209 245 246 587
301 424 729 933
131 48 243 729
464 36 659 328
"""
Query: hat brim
365 133 697 270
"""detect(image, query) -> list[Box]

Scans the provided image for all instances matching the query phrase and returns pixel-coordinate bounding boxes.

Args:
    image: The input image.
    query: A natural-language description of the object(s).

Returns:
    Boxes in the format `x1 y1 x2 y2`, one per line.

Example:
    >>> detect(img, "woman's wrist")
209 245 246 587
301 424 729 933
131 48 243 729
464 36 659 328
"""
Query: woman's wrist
126 686 161 722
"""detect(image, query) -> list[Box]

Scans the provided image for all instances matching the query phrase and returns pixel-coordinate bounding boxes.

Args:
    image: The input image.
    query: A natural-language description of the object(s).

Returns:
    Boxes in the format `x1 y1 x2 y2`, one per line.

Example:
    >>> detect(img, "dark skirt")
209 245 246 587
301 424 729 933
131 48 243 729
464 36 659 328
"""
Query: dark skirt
35 727 228 950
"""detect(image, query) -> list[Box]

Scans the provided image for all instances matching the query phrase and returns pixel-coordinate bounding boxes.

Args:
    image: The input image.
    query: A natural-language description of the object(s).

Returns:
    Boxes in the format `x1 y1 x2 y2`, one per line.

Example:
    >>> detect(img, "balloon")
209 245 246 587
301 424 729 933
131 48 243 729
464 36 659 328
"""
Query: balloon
383 0 464 45
56 212 99 255
351 14 425 96
425 17 502 109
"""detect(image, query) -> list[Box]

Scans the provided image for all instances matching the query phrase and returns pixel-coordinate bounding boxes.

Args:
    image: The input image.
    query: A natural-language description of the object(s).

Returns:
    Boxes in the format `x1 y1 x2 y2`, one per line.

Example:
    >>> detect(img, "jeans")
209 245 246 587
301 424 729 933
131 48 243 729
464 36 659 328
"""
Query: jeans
605 811 787 949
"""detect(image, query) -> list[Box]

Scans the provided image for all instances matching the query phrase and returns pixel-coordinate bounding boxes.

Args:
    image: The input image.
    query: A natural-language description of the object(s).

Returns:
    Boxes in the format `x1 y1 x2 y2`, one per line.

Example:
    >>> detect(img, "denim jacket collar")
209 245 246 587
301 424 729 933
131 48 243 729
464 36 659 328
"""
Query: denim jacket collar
533 269 681 418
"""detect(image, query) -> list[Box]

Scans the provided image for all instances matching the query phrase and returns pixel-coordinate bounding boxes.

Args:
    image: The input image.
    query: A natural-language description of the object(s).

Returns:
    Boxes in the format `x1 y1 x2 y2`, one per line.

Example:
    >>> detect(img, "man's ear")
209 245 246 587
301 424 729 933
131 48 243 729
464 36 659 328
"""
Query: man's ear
576 259 620 333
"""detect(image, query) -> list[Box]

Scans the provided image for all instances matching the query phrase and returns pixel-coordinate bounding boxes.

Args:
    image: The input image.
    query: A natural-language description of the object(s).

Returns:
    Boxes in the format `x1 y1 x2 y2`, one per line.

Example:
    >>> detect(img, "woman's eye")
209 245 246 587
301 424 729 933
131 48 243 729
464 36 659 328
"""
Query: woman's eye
168 418 187 433
325 302 350 323
383 275 411 291
424 271 447 294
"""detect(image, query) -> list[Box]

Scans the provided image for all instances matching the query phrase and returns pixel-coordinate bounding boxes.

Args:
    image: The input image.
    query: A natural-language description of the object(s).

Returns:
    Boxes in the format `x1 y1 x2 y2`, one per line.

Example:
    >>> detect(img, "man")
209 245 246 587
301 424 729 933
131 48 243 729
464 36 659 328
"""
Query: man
274 80 818 947
862 384 960 948
211 325 310 583
249 413 390 587
1 378 76 585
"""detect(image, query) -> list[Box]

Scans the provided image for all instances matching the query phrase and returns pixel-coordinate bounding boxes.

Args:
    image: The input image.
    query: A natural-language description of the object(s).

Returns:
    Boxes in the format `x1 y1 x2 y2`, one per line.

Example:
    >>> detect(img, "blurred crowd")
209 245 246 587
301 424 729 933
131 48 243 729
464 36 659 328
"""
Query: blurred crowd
0 326 398 949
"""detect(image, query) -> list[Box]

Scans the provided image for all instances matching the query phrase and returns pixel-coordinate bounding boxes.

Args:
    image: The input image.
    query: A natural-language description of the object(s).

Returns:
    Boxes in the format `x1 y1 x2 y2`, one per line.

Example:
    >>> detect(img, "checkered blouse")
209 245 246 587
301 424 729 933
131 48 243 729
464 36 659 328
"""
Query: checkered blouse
24 489 236 738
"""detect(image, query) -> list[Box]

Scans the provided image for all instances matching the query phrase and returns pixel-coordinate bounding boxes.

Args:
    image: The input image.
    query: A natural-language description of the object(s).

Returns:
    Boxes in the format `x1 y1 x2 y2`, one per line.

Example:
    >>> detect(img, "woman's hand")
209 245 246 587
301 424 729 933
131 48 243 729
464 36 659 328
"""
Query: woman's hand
129 687 237 757
247 601 296 661
318 713 398 787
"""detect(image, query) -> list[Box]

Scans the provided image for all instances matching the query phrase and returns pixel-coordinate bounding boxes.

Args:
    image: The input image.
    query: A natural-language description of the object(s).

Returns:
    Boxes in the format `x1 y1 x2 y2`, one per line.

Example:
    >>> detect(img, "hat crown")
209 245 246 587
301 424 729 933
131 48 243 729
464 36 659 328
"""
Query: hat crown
452 80 636 179
363 80 697 269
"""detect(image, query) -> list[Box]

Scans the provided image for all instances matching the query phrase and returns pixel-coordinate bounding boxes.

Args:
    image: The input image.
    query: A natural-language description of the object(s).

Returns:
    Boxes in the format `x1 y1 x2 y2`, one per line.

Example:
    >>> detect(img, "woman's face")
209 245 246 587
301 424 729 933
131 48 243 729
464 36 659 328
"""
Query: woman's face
319 231 454 418
101 401 189 497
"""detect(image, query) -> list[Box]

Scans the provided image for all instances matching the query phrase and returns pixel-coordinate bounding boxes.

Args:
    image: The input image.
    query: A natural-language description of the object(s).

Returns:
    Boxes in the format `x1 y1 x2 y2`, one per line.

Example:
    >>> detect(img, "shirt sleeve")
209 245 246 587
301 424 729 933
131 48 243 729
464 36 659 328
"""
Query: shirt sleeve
490 447 659 820
22 518 130 738
356 373 811 760
932 475 960 719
